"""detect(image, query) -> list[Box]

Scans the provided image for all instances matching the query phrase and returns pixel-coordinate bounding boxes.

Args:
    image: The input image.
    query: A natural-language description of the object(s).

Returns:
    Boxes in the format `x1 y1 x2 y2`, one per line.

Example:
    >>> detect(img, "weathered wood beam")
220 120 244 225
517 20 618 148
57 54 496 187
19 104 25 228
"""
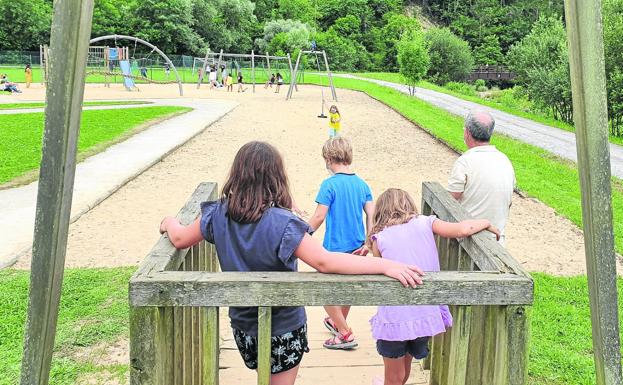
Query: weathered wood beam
564 1 623 384
130 271 533 307
422 182 530 277
20 2 94 385
133 182 217 278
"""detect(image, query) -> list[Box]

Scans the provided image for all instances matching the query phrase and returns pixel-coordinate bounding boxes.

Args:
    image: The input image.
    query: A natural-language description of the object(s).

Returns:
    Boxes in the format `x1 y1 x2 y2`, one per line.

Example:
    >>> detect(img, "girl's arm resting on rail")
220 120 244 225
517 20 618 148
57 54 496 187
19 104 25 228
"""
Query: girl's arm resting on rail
159 217 204 249
431 219 500 240
294 233 424 287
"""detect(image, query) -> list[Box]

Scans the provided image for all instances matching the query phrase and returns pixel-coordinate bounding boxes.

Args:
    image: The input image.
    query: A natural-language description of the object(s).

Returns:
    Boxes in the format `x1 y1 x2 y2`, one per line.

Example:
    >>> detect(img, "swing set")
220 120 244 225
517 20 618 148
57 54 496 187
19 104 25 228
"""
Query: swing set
194 49 296 93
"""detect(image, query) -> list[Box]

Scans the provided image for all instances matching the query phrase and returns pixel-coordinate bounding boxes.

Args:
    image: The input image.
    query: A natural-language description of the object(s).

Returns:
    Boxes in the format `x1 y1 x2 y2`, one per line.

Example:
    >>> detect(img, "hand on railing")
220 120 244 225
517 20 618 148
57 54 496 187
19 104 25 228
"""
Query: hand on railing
384 261 425 288
485 225 501 241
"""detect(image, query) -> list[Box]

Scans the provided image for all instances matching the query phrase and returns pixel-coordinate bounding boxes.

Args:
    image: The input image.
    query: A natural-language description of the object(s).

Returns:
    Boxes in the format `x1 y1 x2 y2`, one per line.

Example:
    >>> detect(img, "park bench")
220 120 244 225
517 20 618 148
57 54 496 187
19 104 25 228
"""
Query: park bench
128 181 533 385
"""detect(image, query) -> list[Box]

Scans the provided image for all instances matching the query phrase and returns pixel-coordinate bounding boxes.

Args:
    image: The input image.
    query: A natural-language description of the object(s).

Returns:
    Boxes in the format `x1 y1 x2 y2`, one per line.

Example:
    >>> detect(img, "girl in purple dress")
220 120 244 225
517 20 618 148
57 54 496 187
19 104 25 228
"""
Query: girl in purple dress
367 188 499 385
159 143 426 385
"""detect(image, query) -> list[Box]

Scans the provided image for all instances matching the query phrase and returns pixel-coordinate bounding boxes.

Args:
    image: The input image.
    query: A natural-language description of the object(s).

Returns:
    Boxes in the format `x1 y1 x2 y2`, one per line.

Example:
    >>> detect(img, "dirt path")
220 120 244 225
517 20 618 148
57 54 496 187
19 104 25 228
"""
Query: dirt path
12 83 597 276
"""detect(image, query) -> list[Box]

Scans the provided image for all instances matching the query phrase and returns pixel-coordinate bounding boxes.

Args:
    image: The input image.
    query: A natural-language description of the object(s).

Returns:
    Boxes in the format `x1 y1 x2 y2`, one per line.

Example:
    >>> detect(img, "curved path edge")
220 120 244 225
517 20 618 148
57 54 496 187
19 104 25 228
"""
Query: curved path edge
0 98 238 268
338 74 623 180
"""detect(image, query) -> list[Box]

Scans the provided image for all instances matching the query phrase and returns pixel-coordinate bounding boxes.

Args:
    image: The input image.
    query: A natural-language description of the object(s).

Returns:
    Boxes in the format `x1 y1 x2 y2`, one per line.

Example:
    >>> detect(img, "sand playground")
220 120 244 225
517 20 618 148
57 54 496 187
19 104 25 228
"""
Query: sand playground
7 82 594 276
3 81 606 385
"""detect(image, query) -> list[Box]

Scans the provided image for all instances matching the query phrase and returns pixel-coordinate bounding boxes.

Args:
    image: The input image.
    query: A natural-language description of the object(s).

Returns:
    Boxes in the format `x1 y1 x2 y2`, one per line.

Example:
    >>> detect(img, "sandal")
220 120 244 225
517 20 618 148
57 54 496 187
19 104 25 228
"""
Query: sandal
323 317 339 336
323 330 358 350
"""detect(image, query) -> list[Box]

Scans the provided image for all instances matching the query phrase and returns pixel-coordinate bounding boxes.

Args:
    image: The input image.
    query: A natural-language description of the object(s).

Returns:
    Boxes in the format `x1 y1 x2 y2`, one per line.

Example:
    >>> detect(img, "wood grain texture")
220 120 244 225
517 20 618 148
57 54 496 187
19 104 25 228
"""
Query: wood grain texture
257 307 271 385
564 1 623 384
20 2 95 385
130 271 533 307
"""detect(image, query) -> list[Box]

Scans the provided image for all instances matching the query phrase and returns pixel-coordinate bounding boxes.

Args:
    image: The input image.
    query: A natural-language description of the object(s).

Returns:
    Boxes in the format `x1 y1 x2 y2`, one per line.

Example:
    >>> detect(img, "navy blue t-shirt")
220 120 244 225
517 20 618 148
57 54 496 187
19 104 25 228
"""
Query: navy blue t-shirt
200 200 311 336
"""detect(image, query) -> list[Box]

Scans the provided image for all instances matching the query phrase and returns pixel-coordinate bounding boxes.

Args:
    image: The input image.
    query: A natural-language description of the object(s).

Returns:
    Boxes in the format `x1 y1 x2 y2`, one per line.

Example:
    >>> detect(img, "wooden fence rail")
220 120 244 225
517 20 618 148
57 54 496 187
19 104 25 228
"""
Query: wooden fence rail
129 182 533 385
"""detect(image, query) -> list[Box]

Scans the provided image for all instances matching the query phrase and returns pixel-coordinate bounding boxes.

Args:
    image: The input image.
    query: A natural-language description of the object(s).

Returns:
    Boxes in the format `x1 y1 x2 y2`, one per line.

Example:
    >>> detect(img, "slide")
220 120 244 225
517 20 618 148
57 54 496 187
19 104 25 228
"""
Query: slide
119 60 136 91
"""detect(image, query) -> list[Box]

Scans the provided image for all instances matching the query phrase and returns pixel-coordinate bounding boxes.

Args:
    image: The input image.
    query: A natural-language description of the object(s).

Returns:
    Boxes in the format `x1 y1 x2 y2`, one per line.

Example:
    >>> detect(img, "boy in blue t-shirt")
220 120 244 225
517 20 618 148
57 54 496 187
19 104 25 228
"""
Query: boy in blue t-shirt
309 136 374 350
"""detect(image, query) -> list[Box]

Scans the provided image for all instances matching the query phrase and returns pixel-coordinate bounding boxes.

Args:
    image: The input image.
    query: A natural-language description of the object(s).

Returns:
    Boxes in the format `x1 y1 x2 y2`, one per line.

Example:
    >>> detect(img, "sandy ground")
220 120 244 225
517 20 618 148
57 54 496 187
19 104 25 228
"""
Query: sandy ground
9 82 598 276
5 82 605 384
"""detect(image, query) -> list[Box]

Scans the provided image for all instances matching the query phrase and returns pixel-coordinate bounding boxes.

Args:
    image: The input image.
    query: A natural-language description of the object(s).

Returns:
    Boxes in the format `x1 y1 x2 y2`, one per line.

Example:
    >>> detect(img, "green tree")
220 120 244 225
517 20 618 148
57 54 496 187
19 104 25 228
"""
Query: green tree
367 13 421 71
273 0 316 26
603 0 623 136
0 0 51 51
91 0 135 37
131 0 206 55
256 19 312 54
314 29 359 70
191 0 256 53
507 16 572 123
397 32 430 95
425 28 474 84
472 34 504 65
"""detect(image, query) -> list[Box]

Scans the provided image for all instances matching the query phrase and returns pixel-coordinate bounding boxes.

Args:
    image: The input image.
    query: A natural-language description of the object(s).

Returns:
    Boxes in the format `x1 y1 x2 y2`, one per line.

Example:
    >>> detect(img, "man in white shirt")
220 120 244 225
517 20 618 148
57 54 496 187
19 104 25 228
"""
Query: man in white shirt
447 110 515 244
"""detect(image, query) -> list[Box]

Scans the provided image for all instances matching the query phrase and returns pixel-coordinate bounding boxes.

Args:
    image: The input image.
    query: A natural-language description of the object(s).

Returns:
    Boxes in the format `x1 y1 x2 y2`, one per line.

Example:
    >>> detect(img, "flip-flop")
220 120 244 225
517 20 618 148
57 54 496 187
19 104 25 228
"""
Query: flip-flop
323 331 358 350
323 317 339 336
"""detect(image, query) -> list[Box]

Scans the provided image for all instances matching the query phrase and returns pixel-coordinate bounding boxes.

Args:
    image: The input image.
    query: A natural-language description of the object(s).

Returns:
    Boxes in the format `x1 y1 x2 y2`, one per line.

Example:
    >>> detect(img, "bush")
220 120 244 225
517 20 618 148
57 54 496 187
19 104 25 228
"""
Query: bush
474 79 487 92
444 81 476 97
425 28 474 84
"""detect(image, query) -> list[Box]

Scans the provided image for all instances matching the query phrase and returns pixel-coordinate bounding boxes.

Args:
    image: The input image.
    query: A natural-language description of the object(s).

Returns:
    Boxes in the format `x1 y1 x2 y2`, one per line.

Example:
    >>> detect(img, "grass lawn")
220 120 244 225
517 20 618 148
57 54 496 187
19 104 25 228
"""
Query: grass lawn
0 66 297 86
0 268 134 385
354 72 623 147
0 101 151 110
0 106 191 185
299 74 623 256
0 268 618 384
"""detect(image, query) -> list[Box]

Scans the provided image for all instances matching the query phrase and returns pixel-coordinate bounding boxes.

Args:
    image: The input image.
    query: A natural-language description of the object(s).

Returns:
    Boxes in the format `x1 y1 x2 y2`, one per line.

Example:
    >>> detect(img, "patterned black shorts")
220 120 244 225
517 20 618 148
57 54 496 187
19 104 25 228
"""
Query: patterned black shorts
233 324 310 374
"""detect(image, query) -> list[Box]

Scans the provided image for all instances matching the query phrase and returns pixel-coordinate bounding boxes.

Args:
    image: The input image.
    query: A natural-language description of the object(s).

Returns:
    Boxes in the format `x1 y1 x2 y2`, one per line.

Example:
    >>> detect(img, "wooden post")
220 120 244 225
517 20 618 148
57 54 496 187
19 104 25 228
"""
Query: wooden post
265 52 271 74
251 50 256 93
203 307 220 385
257 307 272 385
564 1 623 384
322 50 338 102
20 1 95 385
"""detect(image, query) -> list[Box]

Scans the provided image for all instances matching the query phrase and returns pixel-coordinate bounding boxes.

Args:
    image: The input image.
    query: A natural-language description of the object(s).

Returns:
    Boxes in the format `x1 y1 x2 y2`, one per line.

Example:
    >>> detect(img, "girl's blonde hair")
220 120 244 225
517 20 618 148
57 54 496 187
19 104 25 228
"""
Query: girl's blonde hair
367 188 419 247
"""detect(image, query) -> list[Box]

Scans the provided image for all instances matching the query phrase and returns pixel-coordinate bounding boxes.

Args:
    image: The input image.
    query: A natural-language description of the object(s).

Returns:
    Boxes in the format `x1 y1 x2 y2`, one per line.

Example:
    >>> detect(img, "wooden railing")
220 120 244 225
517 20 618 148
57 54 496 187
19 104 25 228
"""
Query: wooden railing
129 182 533 385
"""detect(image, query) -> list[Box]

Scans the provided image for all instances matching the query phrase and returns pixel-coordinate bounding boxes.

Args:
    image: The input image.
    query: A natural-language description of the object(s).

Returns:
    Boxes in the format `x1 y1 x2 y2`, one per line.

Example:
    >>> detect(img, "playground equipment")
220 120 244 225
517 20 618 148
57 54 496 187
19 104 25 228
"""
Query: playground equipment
194 49 295 93
41 35 184 96
287 50 337 116
20 1 623 385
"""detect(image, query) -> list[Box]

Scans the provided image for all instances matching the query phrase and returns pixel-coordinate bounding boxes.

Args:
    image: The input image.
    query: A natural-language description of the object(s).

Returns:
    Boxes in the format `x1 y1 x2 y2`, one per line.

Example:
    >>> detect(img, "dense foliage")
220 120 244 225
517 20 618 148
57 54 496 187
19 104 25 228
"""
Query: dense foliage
507 16 572 123
425 28 474 84
397 31 429 95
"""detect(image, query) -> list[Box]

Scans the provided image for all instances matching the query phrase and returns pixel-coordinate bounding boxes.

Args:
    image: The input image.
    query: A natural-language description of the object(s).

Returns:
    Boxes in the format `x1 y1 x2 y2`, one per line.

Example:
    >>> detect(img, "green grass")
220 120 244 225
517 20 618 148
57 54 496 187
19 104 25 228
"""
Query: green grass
0 106 191 185
528 273 623 384
0 65 295 86
0 101 151 110
354 72 623 147
300 74 623 255
0 269 619 384
0 268 134 385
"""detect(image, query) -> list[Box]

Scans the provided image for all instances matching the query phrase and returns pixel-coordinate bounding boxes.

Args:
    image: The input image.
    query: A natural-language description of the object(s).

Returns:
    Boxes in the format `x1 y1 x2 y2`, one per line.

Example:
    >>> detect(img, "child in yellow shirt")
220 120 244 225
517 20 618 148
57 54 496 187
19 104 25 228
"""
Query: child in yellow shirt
225 74 233 92
329 105 341 137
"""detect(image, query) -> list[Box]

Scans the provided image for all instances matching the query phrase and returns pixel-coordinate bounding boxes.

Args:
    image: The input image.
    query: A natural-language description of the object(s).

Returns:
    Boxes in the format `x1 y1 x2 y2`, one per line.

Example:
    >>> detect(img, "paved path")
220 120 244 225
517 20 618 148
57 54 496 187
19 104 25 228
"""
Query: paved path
338 74 623 179
0 98 238 268
0 102 161 114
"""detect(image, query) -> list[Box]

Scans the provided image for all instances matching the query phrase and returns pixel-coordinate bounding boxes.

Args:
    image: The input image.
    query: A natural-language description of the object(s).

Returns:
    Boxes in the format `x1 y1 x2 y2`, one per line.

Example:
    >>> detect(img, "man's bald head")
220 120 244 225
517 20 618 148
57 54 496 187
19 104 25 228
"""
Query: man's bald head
465 110 495 142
